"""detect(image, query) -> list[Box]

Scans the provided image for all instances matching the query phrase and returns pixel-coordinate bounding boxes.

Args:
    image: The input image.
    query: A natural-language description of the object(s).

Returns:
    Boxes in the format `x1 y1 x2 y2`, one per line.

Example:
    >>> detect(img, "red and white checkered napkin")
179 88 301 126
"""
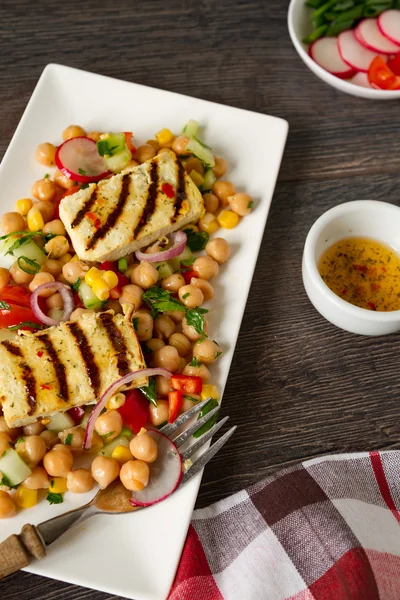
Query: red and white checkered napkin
169 451 400 600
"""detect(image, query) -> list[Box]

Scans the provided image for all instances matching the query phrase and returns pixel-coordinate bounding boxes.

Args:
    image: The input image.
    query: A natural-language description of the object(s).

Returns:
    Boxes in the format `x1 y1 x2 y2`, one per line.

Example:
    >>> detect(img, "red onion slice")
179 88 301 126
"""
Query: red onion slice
83 367 172 450
135 231 187 263
30 282 75 326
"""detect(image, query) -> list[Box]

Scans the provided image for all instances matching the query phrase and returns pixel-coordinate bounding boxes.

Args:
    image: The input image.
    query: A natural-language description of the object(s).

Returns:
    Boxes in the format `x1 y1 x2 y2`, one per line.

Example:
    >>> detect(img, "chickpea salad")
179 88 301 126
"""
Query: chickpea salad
0 121 254 519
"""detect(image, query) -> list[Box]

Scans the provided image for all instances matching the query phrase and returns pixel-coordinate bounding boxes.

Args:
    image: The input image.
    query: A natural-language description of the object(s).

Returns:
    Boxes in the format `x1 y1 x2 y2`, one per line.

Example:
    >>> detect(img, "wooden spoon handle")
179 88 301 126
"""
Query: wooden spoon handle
0 524 46 580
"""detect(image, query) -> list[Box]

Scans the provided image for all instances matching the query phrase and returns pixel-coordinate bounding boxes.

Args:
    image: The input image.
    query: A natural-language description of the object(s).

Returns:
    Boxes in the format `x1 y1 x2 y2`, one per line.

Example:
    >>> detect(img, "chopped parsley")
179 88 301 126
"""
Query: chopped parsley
132 317 139 331
139 377 157 406
182 292 190 300
141 344 153 355
80 183 89 190
189 357 201 367
71 277 81 292
143 287 186 318
17 256 41 275
44 173 50 179
16 437 25 444
0 300 11 310
46 492 64 505
103 431 115 439
185 306 208 336
0 474 18 489
8 321 45 331
64 433 73 446
97 139 120 157
215 351 223 358
184 229 209 252
78 168 86 176
248 200 254 209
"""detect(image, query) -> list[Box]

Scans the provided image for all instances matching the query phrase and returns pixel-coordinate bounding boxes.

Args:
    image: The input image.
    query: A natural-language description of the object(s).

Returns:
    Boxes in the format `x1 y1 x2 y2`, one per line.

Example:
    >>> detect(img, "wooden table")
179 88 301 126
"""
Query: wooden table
2 0 399 597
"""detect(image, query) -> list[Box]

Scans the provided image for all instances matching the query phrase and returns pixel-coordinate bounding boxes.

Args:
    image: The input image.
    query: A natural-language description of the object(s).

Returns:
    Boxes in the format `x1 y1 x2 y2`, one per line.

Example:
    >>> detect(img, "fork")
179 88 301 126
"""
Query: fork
0 398 236 580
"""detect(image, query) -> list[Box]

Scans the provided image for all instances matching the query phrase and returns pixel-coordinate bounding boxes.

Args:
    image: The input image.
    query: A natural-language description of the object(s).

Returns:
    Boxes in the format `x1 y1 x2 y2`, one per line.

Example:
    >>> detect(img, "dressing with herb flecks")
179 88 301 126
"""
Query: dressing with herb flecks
318 237 400 311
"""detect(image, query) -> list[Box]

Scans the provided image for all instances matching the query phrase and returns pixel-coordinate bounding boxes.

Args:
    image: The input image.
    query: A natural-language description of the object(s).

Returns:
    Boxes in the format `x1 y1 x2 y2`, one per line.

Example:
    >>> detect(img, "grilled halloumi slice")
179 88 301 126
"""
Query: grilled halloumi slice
0 311 147 428
59 150 205 263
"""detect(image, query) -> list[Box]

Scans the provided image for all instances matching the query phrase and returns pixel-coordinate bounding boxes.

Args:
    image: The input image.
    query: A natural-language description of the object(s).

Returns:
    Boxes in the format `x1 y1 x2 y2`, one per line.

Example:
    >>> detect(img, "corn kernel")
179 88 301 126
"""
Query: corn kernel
27 207 45 232
102 270 118 289
111 445 133 465
201 384 221 402
16 198 33 216
49 477 68 494
70 254 79 262
189 170 205 188
85 266 103 286
217 210 240 229
106 392 126 410
15 486 38 509
156 128 175 146
198 213 219 234
92 278 110 301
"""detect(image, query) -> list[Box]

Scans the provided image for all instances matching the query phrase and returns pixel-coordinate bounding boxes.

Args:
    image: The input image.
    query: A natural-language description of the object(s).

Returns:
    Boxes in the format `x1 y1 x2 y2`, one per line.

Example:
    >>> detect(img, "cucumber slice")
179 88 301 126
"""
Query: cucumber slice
13 241 46 265
78 281 105 309
182 119 199 138
155 261 174 280
105 147 132 174
46 411 75 433
200 168 217 192
97 132 126 157
98 435 130 457
186 138 215 168
0 449 31 486
168 246 193 272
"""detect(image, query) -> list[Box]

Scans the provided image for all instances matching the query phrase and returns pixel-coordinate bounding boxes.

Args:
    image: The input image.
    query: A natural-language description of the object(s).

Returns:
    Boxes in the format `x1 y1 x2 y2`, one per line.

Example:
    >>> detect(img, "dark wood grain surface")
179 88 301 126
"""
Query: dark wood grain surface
1 0 399 598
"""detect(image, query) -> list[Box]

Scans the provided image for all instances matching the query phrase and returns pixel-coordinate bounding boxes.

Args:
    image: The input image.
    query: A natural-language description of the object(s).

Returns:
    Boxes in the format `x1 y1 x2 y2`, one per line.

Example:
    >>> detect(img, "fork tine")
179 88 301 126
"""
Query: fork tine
159 398 212 438
180 416 229 461
172 405 220 448
180 426 237 486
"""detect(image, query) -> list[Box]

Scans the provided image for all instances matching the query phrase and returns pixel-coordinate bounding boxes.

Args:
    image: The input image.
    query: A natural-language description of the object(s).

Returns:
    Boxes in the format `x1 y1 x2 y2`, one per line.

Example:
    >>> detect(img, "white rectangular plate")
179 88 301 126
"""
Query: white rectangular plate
0 64 288 600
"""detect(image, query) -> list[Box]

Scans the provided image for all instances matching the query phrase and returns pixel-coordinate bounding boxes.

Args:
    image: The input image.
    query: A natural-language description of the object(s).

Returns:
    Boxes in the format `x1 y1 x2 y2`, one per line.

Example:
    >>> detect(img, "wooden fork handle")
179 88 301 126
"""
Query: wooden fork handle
0 524 46 580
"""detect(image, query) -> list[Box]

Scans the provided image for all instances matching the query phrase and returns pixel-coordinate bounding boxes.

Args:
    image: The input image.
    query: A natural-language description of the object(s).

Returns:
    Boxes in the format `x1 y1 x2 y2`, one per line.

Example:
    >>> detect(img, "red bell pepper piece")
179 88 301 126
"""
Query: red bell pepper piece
171 374 203 394
124 132 136 154
99 261 118 273
182 268 199 285
118 389 149 433
68 406 85 425
168 390 183 423
109 272 130 299
368 57 400 90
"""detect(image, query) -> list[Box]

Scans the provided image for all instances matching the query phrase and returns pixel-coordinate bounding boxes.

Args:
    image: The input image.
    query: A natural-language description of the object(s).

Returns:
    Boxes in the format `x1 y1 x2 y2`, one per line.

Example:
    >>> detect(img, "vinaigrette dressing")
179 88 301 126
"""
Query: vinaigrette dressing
318 237 400 311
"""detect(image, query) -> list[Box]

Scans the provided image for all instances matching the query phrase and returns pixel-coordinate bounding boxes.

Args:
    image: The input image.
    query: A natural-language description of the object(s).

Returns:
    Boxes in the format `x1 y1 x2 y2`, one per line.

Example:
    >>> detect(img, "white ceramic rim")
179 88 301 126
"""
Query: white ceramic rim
304 200 400 321
287 0 400 100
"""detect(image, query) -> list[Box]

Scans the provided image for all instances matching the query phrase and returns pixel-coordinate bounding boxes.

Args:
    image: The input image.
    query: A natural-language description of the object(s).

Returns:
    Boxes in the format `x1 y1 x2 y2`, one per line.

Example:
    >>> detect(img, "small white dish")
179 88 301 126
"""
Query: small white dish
288 0 400 99
303 200 400 335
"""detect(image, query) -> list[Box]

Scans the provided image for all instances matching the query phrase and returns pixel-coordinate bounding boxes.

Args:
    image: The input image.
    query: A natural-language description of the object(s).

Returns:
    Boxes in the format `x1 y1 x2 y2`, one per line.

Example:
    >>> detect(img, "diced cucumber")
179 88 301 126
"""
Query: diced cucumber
156 261 174 280
46 412 75 433
78 281 105 310
105 147 132 174
81 406 94 428
12 241 46 265
98 435 130 457
182 119 199 138
118 257 128 273
121 426 133 439
168 246 193 272
186 138 215 168
97 132 126 157
200 168 217 192
0 449 31 486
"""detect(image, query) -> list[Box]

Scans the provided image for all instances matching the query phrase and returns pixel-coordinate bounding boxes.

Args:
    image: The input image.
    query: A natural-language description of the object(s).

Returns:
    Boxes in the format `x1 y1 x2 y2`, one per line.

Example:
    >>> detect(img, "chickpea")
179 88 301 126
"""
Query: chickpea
107 299 123 315
178 284 204 308
95 410 123 441
190 278 214 301
212 180 235 207
228 193 253 217
185 157 205 175
10 261 34 285
67 469 95 494
87 131 102 142
181 393 201 413
158 147 172 155
205 237 231 264
62 125 87 140
168 332 191 357
23 466 49 490
43 219 66 237
35 201 55 223
39 429 59 449
212 157 228 178
146 139 160 151
154 315 176 340
16 435 46 468
148 400 169 426
161 273 185 293
145 338 165 354
32 178 57 203
177 356 188 373
36 142 56 166
23 422 44 436
0 491 16 519
130 433 158 463
0 417 21 440
164 310 185 323
54 169 76 190
46 292 64 310
29 272 56 297
153 345 181 372
126 159 140 169
135 144 156 163
193 338 222 364
155 375 173 397
106 392 126 410
58 426 85 449
1 212 25 234
182 315 208 342
45 235 69 259
171 136 191 156
119 284 143 308
203 193 219 214
0 432 12 455
41 259 63 277
0 268 10 290
192 256 219 280
183 362 211 382
70 308 95 321
120 460 149 491
62 260 87 284
43 446 73 477
91 456 120 488
131 261 158 289
132 310 154 342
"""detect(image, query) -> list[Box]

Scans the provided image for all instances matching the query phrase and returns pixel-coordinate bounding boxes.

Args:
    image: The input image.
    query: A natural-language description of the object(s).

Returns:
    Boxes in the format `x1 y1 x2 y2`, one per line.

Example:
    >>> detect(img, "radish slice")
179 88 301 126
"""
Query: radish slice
309 37 355 79
338 30 385 72
55 137 110 184
129 431 182 507
378 10 400 47
352 72 373 88
355 18 400 54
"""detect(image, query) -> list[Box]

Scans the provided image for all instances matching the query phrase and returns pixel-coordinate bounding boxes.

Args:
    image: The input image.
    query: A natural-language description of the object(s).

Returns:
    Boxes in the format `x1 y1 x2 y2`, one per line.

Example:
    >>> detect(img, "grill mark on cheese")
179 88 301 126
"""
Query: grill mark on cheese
68 322 101 398
99 312 130 376
40 334 69 402
71 187 97 228
172 158 187 222
2 341 37 415
133 161 159 238
86 174 131 250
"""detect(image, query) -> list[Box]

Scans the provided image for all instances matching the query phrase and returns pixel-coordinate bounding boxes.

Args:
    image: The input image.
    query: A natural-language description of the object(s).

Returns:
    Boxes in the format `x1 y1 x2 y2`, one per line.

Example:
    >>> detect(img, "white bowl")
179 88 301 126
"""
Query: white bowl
303 200 400 335
288 0 400 99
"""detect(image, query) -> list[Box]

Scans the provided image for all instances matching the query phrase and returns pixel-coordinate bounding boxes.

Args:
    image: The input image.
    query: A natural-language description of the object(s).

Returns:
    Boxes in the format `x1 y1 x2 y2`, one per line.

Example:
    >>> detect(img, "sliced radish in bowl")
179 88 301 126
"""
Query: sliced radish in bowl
338 30 384 72
355 18 400 54
352 72 373 88
378 10 400 47
129 430 182 507
309 37 355 79
55 136 110 184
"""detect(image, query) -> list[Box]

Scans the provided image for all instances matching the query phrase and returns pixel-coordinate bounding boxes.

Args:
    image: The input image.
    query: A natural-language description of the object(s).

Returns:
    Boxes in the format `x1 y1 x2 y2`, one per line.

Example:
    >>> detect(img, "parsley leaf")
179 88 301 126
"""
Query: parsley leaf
182 292 190 300
0 474 18 489
78 168 86 176
71 277 81 292
46 492 64 505
16 437 25 444
44 173 50 179
189 357 201 367
139 377 157 406
8 321 45 331
180 257 195 267
17 256 41 275
64 433 73 446
193 398 219 438
185 307 208 336
103 431 115 439
0 300 11 310
132 317 139 331
248 200 254 209
141 344 153 355
143 287 186 318
80 183 89 190
184 229 209 252
215 351 223 358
